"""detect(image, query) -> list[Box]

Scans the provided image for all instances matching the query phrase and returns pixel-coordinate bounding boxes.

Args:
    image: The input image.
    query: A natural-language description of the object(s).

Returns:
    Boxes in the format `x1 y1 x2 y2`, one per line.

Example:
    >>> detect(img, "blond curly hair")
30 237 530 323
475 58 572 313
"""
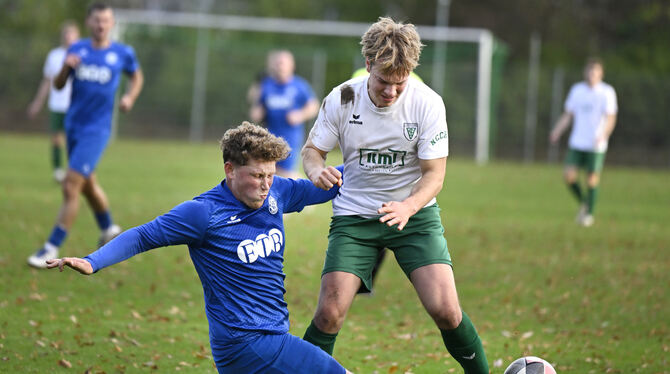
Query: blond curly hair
360 17 424 77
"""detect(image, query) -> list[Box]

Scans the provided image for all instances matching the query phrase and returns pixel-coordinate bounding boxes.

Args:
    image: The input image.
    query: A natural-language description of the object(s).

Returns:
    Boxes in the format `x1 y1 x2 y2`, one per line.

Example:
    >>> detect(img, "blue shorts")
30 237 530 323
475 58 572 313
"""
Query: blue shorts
211 332 345 374
66 130 110 177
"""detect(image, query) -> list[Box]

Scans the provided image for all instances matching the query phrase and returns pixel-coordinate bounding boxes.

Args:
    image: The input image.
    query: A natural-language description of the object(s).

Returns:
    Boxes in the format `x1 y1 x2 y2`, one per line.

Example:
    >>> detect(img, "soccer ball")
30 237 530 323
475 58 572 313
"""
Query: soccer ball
504 356 556 374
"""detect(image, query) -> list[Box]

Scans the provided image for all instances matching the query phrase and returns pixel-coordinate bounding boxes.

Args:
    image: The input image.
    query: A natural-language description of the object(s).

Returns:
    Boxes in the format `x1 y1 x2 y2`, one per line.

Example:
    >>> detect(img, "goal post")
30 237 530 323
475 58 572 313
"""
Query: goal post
114 9 495 164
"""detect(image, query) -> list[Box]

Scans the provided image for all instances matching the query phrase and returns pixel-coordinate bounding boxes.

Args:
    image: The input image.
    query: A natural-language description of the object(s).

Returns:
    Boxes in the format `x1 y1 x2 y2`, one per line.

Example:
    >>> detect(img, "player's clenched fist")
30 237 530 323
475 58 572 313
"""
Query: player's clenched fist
310 166 342 190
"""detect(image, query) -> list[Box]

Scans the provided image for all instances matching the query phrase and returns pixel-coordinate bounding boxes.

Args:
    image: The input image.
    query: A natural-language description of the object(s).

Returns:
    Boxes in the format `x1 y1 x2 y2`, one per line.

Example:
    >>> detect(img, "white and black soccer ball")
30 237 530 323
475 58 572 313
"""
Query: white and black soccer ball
504 356 556 374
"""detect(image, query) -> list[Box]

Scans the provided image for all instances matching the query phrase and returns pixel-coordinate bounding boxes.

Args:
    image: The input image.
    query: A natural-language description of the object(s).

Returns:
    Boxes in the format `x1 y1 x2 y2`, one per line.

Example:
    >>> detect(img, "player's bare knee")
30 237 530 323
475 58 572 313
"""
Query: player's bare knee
430 306 462 330
62 178 82 200
314 305 346 332
587 173 600 187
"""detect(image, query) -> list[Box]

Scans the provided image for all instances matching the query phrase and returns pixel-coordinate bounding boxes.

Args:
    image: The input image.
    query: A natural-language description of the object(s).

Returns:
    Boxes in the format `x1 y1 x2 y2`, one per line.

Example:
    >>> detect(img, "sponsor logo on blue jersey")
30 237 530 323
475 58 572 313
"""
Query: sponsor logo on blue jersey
236 228 284 264
76 64 112 84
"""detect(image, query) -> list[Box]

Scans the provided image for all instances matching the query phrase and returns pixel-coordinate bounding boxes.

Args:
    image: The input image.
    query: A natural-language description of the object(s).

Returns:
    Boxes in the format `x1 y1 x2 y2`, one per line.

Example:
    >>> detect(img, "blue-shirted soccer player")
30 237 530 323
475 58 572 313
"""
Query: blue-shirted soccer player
46 123 352 374
250 50 319 178
28 2 144 268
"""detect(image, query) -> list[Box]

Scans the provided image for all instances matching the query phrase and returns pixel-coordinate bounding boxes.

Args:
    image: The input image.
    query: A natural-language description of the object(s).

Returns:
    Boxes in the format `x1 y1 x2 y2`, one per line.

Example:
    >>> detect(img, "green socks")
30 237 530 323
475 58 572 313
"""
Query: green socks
568 182 583 203
440 311 489 374
52 144 62 169
587 186 598 214
303 319 338 355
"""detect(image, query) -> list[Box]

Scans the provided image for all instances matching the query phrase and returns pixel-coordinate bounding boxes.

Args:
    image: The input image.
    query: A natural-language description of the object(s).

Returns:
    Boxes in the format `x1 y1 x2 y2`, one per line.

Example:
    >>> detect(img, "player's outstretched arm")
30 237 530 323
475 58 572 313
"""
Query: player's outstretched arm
27 77 50 119
46 257 93 275
301 138 342 190
378 157 446 231
119 68 144 112
549 112 573 144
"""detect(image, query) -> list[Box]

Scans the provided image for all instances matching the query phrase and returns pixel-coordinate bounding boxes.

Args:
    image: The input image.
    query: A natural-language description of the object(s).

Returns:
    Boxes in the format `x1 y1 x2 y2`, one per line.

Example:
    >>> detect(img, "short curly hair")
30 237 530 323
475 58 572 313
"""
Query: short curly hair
361 17 424 77
219 121 290 166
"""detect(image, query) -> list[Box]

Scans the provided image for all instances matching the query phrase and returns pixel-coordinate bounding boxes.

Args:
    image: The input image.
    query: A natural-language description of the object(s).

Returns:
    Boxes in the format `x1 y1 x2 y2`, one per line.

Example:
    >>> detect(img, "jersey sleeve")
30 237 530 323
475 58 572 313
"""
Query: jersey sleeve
84 200 209 272
122 44 140 74
297 77 317 107
564 84 579 113
605 86 618 114
307 88 340 152
417 95 449 159
275 165 343 213
43 50 58 79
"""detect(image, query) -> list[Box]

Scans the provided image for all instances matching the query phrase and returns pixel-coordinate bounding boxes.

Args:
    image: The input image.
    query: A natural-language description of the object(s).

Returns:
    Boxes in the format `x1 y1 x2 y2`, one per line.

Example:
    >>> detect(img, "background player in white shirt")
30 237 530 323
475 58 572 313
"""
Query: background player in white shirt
27 21 80 183
301 17 489 373
550 58 618 226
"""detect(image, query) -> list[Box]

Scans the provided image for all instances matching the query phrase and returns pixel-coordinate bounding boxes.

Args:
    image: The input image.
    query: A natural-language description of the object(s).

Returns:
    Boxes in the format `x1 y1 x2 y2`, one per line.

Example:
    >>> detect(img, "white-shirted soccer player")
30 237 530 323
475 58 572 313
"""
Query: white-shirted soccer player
550 58 618 227
28 2 144 268
301 17 489 373
27 21 80 183
47 122 351 374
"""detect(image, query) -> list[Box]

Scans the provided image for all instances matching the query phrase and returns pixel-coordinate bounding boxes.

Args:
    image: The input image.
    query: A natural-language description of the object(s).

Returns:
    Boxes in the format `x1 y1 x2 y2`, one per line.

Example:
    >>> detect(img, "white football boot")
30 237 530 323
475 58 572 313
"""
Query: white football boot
27 243 59 269
98 224 122 247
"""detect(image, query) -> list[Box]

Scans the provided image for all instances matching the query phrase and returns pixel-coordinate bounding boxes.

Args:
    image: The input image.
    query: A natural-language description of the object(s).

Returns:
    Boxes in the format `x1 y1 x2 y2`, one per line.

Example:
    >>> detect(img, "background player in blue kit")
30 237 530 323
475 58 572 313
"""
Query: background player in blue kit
250 50 320 178
46 122 351 374
28 2 144 268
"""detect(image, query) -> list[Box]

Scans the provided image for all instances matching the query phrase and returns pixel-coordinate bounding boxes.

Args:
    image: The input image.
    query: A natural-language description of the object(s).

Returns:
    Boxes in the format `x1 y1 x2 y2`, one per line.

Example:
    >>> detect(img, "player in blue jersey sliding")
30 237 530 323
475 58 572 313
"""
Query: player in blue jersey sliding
28 2 144 268
46 122 352 374
250 50 320 178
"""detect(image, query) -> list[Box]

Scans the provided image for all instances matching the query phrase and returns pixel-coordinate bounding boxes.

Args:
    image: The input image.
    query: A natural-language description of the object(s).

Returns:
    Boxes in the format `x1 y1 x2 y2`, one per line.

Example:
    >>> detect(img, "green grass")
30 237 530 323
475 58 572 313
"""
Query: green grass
1 133 668 373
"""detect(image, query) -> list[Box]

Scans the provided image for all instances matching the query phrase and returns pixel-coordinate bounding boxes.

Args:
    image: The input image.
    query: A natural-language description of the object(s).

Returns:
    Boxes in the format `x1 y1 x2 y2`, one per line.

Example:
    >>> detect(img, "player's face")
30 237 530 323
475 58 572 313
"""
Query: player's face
225 159 276 209
61 26 80 47
87 8 114 44
585 63 603 87
270 53 295 83
366 63 409 108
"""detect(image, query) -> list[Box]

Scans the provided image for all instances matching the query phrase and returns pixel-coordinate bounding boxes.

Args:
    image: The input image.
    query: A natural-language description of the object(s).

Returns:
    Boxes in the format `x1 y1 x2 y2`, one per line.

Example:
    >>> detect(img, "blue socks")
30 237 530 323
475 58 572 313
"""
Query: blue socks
95 211 112 231
47 225 68 248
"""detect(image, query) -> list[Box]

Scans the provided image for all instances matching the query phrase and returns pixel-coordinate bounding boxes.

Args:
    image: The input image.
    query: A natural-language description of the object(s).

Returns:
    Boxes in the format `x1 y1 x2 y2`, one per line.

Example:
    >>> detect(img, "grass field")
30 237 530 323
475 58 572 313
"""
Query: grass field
1 133 668 373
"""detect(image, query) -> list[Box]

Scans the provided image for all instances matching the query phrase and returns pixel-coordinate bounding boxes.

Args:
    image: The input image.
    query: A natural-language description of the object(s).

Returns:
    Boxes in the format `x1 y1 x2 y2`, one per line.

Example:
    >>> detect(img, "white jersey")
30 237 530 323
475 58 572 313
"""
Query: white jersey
565 81 617 152
43 46 72 113
309 76 449 217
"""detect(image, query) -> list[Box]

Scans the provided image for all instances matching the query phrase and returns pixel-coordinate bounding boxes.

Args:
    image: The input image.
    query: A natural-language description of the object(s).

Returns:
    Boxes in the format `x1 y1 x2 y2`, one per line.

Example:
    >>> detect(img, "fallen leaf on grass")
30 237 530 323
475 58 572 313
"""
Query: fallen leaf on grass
58 358 72 368
520 331 534 340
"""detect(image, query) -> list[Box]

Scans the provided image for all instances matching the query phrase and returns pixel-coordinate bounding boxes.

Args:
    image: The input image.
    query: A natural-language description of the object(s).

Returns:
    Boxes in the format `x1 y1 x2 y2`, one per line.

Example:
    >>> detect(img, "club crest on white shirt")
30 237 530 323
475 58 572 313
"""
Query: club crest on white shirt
268 195 278 214
403 122 418 141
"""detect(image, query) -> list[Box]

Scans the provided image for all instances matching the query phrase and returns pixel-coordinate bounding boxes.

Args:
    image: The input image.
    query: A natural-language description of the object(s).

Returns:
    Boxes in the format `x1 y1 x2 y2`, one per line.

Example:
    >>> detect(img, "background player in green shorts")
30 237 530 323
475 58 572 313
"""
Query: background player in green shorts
301 17 489 373
550 58 618 227
27 21 80 183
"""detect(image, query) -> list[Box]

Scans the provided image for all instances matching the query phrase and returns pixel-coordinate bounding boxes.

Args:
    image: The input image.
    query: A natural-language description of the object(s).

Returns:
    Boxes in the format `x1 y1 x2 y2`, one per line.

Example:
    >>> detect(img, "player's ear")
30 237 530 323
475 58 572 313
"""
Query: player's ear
224 161 235 178
365 59 372 73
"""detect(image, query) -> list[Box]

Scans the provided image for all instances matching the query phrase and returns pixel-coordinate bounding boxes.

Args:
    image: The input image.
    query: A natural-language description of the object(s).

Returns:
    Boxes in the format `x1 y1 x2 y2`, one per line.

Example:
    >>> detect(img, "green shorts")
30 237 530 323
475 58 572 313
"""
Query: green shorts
49 111 66 133
323 204 451 292
565 148 606 173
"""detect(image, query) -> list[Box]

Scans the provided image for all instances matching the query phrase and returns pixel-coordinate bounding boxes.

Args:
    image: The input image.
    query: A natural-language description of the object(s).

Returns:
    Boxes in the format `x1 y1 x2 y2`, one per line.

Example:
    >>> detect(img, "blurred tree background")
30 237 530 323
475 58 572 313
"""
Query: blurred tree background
1 0 668 166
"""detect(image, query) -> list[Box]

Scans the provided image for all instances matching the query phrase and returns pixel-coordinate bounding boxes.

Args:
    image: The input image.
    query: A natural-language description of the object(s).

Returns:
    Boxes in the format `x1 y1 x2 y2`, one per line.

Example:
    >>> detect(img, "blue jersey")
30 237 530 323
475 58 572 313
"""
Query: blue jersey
83 176 338 343
259 76 316 148
65 38 139 134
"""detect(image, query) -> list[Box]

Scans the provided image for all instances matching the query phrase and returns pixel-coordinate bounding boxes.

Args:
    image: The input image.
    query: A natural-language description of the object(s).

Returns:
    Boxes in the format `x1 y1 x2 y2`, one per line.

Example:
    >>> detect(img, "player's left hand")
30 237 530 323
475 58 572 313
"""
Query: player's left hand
46 257 93 275
119 95 135 112
378 201 417 231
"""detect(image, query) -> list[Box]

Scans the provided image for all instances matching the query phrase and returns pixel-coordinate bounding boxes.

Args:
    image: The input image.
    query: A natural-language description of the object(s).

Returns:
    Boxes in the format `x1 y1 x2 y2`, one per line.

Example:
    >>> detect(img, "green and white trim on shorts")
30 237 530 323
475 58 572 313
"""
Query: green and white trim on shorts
565 148 606 173
322 204 451 292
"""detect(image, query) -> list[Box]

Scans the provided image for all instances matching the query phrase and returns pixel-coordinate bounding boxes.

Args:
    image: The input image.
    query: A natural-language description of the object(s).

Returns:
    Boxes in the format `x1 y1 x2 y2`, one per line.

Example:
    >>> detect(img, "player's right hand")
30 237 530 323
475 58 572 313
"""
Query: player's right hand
64 54 82 69
311 166 343 190
46 257 93 275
